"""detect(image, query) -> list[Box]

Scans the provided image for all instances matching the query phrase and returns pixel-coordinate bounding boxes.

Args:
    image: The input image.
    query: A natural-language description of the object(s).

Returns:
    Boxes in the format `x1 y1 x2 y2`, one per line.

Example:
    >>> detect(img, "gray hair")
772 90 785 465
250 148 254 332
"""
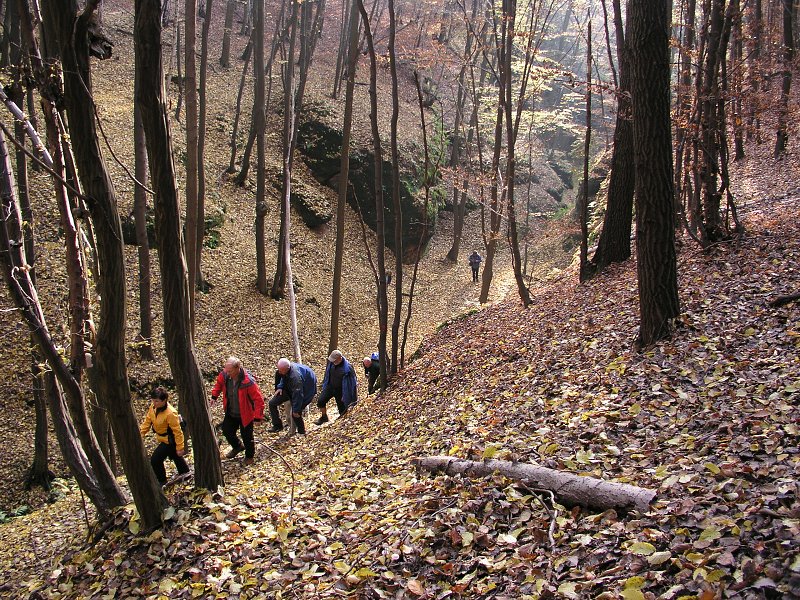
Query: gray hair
328 350 343 363
225 356 242 369
276 357 291 370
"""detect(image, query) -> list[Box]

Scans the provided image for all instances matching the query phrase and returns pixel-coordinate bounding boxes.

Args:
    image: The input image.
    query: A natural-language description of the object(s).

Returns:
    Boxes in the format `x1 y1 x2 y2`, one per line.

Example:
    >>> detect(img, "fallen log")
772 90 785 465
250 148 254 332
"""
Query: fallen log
414 456 656 513
770 292 800 307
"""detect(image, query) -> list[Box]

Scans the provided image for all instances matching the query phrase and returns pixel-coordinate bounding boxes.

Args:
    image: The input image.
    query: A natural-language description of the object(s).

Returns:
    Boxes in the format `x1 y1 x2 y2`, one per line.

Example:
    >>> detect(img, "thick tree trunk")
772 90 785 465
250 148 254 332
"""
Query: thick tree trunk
220 0 235 67
590 0 633 275
629 0 680 347
415 456 656 513
388 0 403 373
254 0 268 294
135 0 224 492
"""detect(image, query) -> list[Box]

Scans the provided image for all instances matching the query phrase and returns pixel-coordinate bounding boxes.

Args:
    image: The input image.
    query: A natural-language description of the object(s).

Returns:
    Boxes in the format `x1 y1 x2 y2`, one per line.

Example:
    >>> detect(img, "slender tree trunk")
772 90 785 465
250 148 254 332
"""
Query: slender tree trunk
227 36 252 173
329 0 359 353
133 105 154 359
196 0 213 292
774 0 793 156
579 13 592 283
184 0 199 330
388 0 403 373
270 0 299 299
254 0 268 293
358 0 389 391
629 0 680 347
135 0 224 491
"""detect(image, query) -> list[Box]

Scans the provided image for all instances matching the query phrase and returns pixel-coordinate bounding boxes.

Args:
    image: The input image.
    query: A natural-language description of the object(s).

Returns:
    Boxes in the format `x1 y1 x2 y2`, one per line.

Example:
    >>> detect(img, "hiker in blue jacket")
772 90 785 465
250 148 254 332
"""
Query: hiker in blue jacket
315 350 357 425
269 358 317 434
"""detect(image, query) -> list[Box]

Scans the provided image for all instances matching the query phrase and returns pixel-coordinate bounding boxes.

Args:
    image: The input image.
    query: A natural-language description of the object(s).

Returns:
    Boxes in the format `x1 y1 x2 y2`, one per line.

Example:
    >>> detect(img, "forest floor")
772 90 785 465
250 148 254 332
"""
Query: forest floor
0 140 797 599
1 1 799 598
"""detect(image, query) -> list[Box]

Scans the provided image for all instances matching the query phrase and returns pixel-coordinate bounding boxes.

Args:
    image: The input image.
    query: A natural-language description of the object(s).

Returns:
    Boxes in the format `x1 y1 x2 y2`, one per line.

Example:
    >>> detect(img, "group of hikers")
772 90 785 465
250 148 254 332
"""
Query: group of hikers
140 253 483 485
139 351 381 485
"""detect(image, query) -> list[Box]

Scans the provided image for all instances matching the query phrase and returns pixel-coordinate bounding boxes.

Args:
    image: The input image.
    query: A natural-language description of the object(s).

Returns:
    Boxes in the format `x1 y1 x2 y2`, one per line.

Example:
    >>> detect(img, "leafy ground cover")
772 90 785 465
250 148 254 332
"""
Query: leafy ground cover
2 177 797 598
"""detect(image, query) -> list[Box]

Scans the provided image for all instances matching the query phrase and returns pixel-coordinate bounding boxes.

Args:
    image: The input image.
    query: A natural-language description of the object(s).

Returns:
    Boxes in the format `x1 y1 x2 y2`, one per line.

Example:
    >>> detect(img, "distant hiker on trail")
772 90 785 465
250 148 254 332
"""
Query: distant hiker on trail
363 353 380 395
315 350 358 425
139 386 190 486
269 358 318 435
468 251 482 282
211 356 265 466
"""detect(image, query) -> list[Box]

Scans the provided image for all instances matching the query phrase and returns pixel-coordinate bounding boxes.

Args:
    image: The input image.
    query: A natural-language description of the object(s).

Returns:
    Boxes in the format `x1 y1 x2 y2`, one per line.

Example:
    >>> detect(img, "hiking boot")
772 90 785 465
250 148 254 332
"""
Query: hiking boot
268 425 283 433
243 457 255 466
314 414 329 426
225 446 244 459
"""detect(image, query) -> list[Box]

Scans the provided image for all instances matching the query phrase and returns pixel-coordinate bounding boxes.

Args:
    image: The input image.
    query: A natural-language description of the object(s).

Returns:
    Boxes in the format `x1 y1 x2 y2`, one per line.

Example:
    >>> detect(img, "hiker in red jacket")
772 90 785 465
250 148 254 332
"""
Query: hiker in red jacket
211 356 265 466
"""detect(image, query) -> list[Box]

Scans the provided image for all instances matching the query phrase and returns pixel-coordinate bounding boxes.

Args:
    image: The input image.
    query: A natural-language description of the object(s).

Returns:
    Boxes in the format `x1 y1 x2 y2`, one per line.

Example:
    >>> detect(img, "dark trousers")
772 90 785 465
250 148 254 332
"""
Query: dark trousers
471 266 479 282
317 386 345 414
221 413 255 458
269 393 306 434
151 442 189 485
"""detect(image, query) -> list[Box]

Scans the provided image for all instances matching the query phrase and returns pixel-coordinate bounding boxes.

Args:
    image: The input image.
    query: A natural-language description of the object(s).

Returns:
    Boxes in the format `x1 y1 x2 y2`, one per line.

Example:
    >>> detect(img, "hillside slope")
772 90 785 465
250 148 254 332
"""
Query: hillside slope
2 162 798 597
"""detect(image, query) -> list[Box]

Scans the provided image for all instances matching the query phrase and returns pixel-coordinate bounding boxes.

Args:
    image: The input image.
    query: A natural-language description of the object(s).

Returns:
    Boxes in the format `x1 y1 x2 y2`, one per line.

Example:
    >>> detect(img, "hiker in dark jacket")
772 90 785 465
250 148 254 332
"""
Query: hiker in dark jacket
315 350 357 425
211 356 265 465
468 250 482 282
139 387 190 485
269 358 317 434
362 354 380 395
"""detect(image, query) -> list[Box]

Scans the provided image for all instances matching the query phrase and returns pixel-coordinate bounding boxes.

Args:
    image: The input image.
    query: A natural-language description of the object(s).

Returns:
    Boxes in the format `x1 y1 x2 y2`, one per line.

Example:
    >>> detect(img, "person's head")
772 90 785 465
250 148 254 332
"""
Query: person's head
328 350 343 365
224 356 242 379
276 357 291 376
150 386 168 407
363 357 372 368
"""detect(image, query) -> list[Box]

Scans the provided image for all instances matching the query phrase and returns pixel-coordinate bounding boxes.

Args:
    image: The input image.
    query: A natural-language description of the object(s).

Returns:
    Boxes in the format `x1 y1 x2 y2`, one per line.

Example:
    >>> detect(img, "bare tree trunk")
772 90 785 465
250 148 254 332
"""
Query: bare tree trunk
589 0 634 275
220 0 236 67
414 456 656 512
579 13 592 282
388 0 403 374
629 0 680 347
184 0 199 330
358 0 389 391
135 0 224 491
196 0 214 292
774 0 793 156
254 0 268 294
227 36 252 173
133 105 154 360
329 0 359 353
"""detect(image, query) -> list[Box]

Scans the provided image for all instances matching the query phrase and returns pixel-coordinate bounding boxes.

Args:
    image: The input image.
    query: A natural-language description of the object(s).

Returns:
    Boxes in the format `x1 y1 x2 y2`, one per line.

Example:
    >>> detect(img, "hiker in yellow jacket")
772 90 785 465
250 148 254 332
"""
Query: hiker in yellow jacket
139 387 190 486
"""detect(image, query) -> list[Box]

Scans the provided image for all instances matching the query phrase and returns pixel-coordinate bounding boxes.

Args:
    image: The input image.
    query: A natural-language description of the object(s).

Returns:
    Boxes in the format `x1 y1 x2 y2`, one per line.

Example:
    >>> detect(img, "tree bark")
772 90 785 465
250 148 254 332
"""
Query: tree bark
414 456 656 513
774 0 793 156
220 0 236 67
589 0 634 275
135 0 224 491
388 0 403 373
629 0 680 348
254 0 268 293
